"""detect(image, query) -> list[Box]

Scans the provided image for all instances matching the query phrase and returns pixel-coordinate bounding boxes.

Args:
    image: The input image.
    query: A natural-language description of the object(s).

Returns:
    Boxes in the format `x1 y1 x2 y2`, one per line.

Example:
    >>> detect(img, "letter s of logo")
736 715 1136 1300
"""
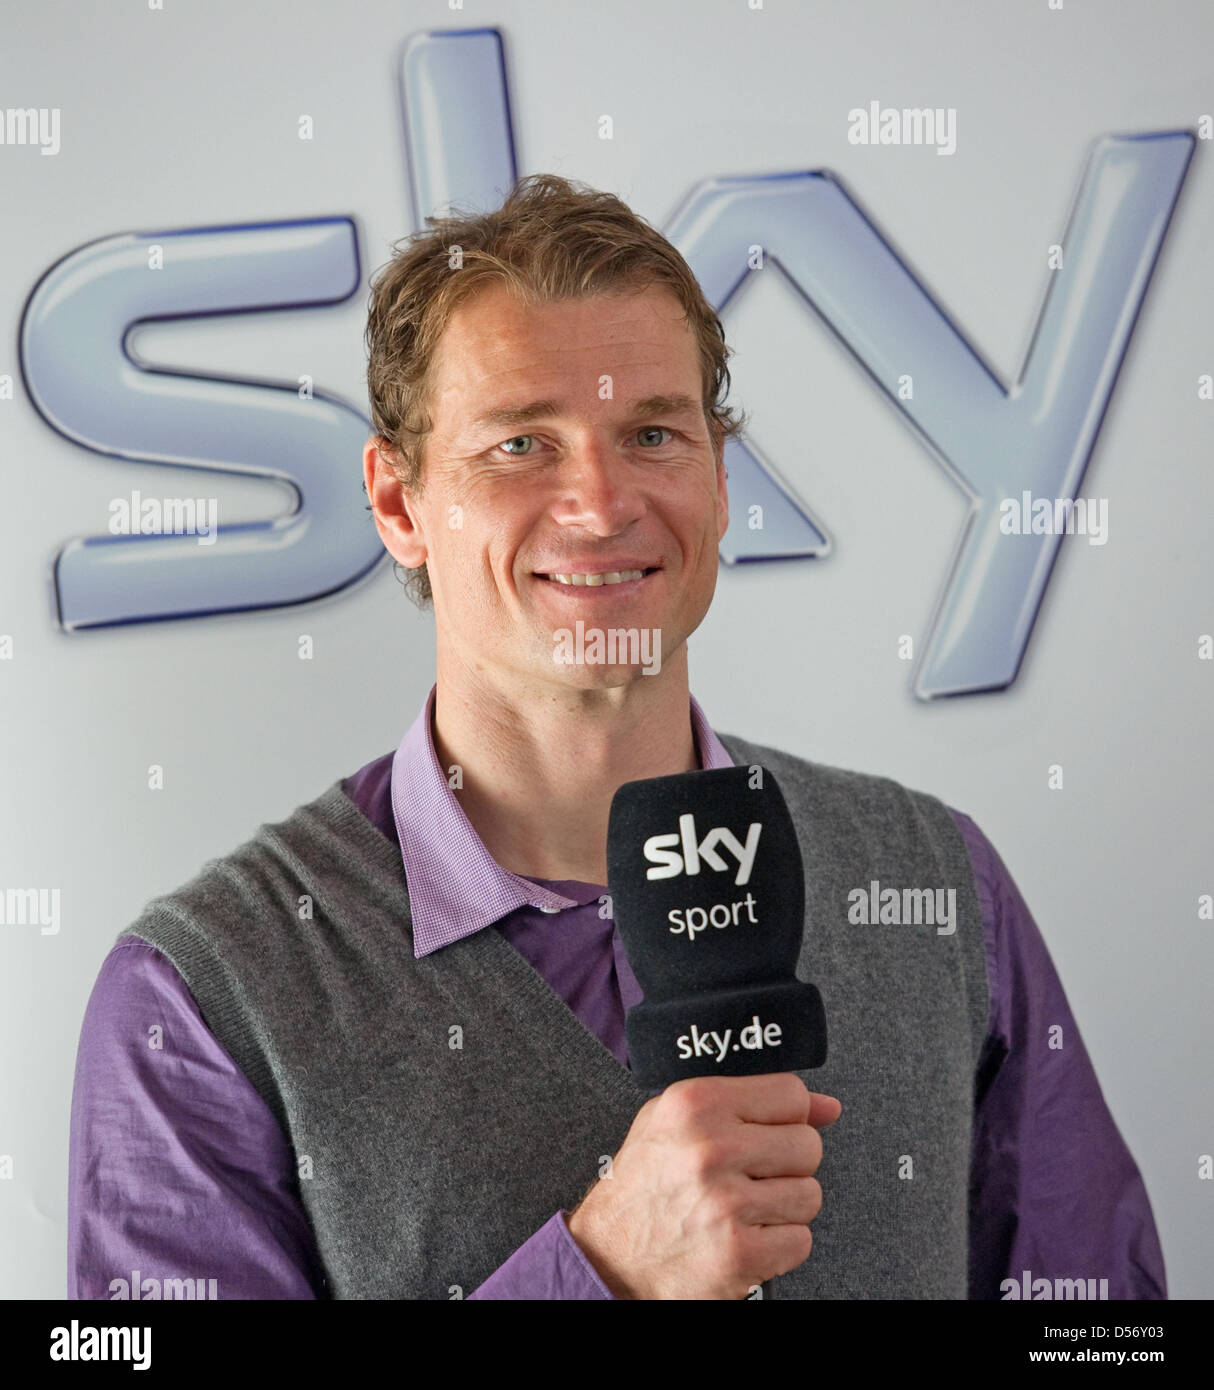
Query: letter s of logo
643 832 684 881
20 218 382 628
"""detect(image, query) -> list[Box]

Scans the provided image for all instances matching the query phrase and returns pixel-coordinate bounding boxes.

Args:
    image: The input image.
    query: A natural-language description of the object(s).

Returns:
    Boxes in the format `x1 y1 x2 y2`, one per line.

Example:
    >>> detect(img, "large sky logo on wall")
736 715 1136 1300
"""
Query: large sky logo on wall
18 27 1194 699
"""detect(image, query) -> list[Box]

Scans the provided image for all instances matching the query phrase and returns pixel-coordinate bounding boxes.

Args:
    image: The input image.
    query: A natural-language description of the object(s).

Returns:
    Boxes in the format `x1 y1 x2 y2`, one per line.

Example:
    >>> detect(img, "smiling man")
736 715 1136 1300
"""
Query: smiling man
363 279 730 886
69 174 1166 1301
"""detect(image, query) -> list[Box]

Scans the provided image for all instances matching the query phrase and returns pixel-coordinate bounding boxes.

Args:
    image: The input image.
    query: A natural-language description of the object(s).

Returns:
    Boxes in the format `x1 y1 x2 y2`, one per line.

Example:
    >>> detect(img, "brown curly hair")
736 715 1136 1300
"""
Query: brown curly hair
364 172 746 608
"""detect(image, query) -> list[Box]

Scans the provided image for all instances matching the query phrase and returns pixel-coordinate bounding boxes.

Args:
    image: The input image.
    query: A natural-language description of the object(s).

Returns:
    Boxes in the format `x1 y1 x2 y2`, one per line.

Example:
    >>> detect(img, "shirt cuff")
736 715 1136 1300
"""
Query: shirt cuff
468 1210 616 1299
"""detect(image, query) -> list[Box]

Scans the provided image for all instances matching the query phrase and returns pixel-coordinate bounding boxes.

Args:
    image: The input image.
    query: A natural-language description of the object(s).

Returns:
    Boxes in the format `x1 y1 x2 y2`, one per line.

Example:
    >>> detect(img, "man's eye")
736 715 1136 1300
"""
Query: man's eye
498 435 535 456
637 426 672 447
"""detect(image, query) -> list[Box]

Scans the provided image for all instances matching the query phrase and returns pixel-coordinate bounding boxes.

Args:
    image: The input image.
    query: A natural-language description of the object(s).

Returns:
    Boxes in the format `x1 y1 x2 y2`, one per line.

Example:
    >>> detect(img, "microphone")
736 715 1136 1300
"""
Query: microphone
607 764 828 1089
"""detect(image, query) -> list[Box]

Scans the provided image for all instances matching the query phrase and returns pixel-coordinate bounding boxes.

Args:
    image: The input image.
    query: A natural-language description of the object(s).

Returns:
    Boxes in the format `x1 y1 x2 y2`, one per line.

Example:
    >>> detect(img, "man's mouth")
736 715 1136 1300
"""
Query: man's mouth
537 567 658 587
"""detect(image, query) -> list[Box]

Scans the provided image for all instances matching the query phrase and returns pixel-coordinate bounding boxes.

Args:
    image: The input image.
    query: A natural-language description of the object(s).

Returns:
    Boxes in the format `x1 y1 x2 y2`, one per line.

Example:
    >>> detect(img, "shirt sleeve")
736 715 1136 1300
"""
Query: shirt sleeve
68 938 327 1299
950 810 1168 1300
468 1211 615 1299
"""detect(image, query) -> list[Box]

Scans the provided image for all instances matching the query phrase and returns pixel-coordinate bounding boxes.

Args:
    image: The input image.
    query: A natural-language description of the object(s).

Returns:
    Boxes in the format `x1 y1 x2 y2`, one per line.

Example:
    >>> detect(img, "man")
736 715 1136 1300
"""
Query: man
69 174 1166 1300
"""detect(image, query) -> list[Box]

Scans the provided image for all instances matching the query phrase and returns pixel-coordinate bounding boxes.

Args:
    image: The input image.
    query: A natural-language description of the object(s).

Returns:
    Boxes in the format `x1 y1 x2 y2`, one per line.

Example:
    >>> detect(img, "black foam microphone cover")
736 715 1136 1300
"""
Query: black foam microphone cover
607 763 827 1088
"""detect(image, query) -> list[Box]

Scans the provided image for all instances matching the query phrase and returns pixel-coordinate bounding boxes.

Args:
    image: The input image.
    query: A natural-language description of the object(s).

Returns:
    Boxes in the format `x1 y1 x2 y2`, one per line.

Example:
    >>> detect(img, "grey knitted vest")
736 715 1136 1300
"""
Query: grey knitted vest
120 732 988 1300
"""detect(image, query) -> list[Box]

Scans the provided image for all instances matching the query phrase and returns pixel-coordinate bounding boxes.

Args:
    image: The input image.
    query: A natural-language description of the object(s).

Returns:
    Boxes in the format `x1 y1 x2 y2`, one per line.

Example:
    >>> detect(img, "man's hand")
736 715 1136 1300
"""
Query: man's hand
566 1073 842 1299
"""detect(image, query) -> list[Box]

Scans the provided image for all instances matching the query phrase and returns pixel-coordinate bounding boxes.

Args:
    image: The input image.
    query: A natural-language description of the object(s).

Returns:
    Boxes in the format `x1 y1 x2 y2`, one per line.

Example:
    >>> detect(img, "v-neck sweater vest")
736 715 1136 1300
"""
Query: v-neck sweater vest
120 732 988 1299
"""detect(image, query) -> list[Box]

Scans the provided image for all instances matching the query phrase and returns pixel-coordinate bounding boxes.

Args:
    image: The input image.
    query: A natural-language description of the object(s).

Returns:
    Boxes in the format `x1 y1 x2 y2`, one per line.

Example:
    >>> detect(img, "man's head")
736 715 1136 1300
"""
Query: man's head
363 173 746 693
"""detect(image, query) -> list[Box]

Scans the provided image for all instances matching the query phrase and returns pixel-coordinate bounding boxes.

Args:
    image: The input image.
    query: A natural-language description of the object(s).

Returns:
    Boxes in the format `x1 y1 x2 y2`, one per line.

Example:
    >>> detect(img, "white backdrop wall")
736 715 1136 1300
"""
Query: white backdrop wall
0 0 1210 1299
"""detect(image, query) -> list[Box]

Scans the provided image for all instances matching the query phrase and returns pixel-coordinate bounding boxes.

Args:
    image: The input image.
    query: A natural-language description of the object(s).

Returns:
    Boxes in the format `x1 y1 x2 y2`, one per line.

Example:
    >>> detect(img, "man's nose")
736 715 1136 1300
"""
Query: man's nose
552 438 647 531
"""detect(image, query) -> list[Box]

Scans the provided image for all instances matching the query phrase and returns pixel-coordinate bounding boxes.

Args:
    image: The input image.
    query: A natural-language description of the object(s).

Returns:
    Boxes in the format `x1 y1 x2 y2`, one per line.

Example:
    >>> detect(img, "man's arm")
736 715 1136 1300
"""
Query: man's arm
69 938 612 1300
951 811 1167 1300
68 938 326 1299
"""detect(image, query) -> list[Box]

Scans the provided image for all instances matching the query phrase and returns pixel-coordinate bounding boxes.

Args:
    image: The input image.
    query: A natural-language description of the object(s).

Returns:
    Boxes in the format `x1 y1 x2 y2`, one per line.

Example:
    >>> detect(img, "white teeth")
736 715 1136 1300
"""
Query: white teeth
547 569 645 586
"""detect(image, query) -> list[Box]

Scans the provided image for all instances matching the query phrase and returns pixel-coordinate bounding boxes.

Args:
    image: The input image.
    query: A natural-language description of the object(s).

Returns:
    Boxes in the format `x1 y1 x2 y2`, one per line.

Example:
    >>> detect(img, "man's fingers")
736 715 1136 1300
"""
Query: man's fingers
807 1091 843 1129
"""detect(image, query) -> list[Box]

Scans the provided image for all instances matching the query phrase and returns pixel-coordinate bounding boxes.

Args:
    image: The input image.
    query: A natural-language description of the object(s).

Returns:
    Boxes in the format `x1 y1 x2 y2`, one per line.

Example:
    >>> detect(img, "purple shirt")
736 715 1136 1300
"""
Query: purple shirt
68 687 1167 1299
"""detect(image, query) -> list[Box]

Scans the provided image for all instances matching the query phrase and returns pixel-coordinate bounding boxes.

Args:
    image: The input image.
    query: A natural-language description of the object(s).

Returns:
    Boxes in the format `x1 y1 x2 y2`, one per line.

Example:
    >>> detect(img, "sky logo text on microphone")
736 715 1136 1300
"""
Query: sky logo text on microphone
643 814 762 886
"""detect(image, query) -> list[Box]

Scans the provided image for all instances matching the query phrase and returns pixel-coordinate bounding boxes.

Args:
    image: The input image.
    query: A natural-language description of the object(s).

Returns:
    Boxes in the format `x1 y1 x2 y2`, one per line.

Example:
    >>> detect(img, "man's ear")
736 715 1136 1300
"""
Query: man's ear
715 436 730 543
364 437 428 569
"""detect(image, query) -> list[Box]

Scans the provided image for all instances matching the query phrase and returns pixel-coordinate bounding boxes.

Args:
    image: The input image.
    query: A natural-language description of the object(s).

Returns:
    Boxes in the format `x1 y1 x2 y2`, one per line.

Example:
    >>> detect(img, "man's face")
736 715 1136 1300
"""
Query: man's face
367 282 729 690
